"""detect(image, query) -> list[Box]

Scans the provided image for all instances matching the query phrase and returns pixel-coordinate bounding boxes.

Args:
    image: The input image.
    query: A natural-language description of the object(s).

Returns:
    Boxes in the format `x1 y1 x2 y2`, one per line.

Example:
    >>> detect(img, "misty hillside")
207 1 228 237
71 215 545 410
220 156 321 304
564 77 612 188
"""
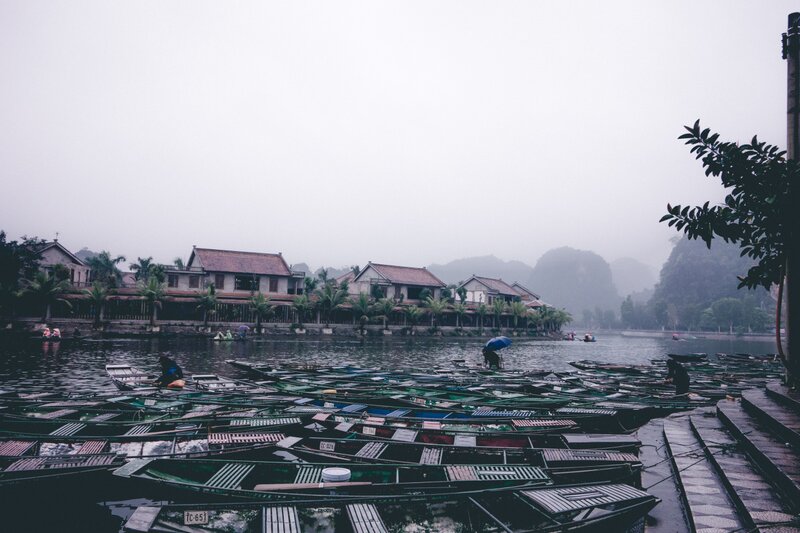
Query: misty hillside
649 237 772 328
427 255 535 285
610 257 656 297
74 247 99 262
529 247 621 317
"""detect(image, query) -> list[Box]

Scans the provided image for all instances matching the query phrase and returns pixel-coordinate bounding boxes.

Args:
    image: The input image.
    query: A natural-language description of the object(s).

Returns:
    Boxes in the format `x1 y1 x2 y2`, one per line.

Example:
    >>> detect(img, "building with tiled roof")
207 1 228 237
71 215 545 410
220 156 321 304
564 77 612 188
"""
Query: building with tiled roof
164 246 304 296
350 262 446 302
457 275 520 305
35 240 91 286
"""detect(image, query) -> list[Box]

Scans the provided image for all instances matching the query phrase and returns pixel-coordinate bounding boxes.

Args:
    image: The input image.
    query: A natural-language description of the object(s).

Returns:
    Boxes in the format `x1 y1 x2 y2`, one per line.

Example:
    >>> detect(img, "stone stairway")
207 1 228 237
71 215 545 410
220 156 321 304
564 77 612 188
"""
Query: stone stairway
660 382 800 532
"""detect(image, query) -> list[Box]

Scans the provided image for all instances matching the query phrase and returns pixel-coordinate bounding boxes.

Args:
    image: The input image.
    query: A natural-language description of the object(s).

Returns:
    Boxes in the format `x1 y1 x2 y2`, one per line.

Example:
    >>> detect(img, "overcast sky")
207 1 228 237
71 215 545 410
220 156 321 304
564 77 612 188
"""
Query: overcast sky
1 1 795 272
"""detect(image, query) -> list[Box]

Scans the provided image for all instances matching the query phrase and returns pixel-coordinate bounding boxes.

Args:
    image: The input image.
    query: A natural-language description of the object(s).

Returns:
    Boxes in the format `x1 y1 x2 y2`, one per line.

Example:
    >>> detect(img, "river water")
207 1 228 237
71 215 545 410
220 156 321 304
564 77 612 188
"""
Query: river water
0 333 779 392
0 333 779 532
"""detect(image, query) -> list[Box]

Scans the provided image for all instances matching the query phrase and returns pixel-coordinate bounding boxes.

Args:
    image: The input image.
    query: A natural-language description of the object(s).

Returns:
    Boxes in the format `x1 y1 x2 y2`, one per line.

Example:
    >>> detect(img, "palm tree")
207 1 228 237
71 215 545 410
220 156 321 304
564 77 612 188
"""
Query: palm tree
404 305 422 334
303 276 318 296
84 281 110 328
291 295 311 328
138 277 166 327
424 296 449 329
195 284 217 327
456 286 467 305
315 282 348 327
375 298 396 330
553 309 573 332
130 257 154 281
350 293 373 335
475 303 488 334
317 268 329 285
491 299 507 329
21 272 72 321
173 258 185 270
510 301 528 331
452 302 468 328
250 292 274 331
86 251 126 287
527 309 542 334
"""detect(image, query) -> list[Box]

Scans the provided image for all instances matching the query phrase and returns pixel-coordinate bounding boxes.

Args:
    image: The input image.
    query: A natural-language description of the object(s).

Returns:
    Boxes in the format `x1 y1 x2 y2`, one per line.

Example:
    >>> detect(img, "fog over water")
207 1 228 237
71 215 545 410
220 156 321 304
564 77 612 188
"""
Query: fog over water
1 1 795 272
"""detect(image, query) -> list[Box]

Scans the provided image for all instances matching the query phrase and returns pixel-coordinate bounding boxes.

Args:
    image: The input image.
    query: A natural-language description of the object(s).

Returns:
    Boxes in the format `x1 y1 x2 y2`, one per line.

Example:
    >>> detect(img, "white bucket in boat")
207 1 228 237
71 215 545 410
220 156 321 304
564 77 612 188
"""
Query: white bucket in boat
321 467 351 482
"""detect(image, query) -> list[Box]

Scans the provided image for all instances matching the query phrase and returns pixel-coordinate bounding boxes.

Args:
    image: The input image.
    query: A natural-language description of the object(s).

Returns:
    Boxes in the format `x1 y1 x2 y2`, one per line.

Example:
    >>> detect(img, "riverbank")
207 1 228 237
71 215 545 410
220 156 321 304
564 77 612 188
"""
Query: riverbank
4 317 564 340
616 328 776 343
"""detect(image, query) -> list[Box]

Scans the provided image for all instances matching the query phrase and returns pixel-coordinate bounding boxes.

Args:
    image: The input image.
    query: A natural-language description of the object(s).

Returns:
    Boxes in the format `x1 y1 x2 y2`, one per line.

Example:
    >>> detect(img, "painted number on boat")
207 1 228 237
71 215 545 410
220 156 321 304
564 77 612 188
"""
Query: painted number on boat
184 511 208 525
320 441 336 451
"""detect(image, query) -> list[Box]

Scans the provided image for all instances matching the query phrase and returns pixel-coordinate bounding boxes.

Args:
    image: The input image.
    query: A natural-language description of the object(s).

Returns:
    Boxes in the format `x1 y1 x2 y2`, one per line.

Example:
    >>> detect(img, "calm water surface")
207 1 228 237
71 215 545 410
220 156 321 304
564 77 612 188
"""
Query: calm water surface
0 333 778 391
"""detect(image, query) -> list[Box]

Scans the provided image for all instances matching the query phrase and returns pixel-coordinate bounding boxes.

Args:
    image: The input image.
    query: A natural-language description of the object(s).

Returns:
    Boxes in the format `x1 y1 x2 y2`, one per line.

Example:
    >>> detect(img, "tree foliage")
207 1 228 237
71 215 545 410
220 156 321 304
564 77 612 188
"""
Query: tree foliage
661 121 794 290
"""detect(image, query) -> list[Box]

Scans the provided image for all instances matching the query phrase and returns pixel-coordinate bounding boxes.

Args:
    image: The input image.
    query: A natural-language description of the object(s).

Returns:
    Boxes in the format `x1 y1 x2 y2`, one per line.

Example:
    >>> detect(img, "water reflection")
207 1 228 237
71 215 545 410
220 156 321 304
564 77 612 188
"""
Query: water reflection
0 334 777 393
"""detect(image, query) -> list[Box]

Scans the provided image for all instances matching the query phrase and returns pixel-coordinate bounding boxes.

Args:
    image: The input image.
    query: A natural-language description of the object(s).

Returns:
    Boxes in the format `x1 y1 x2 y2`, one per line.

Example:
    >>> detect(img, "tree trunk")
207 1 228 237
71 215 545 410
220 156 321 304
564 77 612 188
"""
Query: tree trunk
44 303 51 322
151 304 158 326
785 13 800 385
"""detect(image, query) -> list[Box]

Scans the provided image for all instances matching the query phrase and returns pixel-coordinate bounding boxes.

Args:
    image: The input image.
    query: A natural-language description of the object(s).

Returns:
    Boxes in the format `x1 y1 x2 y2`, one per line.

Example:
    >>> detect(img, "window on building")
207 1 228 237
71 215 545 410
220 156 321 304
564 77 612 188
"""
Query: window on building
215 274 225 290
189 275 200 289
407 286 423 300
394 286 402 299
168 274 179 288
269 278 279 292
235 275 259 291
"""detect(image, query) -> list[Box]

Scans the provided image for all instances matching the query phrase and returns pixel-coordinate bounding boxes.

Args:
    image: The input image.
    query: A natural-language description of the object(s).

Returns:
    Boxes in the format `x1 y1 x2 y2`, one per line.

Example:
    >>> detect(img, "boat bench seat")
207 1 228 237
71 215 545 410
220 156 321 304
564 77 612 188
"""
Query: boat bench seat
75 440 108 455
347 503 389 533
521 483 651 514
124 424 153 436
263 506 300 533
49 422 86 437
446 465 548 481
204 463 254 489
89 412 120 422
208 432 285 445
0 440 37 457
419 447 443 465
354 442 387 459
293 466 322 484
512 419 576 428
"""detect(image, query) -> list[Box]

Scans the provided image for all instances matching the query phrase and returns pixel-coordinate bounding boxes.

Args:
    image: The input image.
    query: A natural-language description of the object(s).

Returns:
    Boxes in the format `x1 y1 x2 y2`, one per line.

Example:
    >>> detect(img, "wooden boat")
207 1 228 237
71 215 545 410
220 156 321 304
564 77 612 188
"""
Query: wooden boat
113 458 553 500
274 435 642 472
666 353 708 363
120 483 658 532
0 427 290 461
0 413 306 442
106 364 157 391
0 452 124 488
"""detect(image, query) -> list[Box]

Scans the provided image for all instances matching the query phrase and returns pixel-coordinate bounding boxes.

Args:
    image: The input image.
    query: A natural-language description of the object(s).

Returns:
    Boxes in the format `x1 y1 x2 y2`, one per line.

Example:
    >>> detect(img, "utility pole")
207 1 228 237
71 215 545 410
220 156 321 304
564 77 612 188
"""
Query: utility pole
783 13 800 386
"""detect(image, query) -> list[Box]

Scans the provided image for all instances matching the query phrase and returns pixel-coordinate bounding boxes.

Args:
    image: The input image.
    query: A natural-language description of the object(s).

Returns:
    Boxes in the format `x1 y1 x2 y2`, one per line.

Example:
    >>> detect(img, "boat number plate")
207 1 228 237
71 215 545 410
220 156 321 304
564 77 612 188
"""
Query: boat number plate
144 399 156 406
320 441 336 451
184 511 209 525
362 426 376 435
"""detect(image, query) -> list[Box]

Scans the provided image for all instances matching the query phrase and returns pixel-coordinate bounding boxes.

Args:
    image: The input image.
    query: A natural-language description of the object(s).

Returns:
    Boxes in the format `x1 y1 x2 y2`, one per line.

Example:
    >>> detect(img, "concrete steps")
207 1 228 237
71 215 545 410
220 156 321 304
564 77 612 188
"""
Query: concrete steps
765 381 800 415
690 410 799 531
742 388 800 448
662 415 747 532
717 396 800 513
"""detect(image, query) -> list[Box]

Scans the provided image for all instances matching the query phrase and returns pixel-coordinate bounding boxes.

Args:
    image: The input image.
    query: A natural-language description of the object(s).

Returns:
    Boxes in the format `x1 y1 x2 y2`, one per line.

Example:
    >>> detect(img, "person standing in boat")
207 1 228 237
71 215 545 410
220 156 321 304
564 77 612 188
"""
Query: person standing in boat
665 359 689 395
482 347 500 369
156 355 184 387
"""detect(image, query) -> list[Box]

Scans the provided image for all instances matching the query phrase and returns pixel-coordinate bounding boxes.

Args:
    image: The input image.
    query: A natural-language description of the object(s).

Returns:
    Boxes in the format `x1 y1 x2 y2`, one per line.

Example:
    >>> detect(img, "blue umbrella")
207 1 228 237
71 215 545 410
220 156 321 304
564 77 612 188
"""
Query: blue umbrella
485 336 512 351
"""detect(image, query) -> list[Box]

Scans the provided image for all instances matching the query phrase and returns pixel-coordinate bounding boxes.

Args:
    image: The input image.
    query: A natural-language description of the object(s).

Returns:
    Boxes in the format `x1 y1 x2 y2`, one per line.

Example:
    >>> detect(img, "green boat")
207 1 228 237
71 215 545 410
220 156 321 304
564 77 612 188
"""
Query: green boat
114 458 553 500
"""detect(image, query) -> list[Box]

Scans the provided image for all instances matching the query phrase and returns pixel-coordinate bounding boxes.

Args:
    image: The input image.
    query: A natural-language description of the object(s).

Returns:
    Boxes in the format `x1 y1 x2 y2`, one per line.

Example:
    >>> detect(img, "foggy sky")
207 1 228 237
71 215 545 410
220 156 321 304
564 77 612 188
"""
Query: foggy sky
1 1 795 272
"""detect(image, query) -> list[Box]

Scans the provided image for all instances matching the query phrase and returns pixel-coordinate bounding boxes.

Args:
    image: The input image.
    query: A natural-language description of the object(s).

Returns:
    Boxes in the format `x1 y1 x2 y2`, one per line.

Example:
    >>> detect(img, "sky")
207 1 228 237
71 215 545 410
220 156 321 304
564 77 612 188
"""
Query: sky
0 1 796 273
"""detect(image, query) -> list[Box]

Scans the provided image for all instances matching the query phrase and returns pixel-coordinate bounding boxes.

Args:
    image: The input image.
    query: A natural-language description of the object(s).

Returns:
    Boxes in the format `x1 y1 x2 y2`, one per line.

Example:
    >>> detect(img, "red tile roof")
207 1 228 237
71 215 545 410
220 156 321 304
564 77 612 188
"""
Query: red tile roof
364 263 445 287
189 248 291 276
471 276 518 296
512 282 540 300
336 271 356 284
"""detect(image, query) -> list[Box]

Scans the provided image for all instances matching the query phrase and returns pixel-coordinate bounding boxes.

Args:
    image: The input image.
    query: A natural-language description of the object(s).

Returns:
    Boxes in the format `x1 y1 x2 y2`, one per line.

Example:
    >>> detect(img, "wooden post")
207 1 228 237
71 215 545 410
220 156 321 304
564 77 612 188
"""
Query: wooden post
784 13 800 385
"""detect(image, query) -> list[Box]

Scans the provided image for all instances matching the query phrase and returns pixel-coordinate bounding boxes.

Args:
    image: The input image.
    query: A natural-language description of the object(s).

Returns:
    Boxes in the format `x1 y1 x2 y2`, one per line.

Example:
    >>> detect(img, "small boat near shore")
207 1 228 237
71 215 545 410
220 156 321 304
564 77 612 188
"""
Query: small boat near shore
114 458 554 500
666 353 708 363
119 483 659 532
